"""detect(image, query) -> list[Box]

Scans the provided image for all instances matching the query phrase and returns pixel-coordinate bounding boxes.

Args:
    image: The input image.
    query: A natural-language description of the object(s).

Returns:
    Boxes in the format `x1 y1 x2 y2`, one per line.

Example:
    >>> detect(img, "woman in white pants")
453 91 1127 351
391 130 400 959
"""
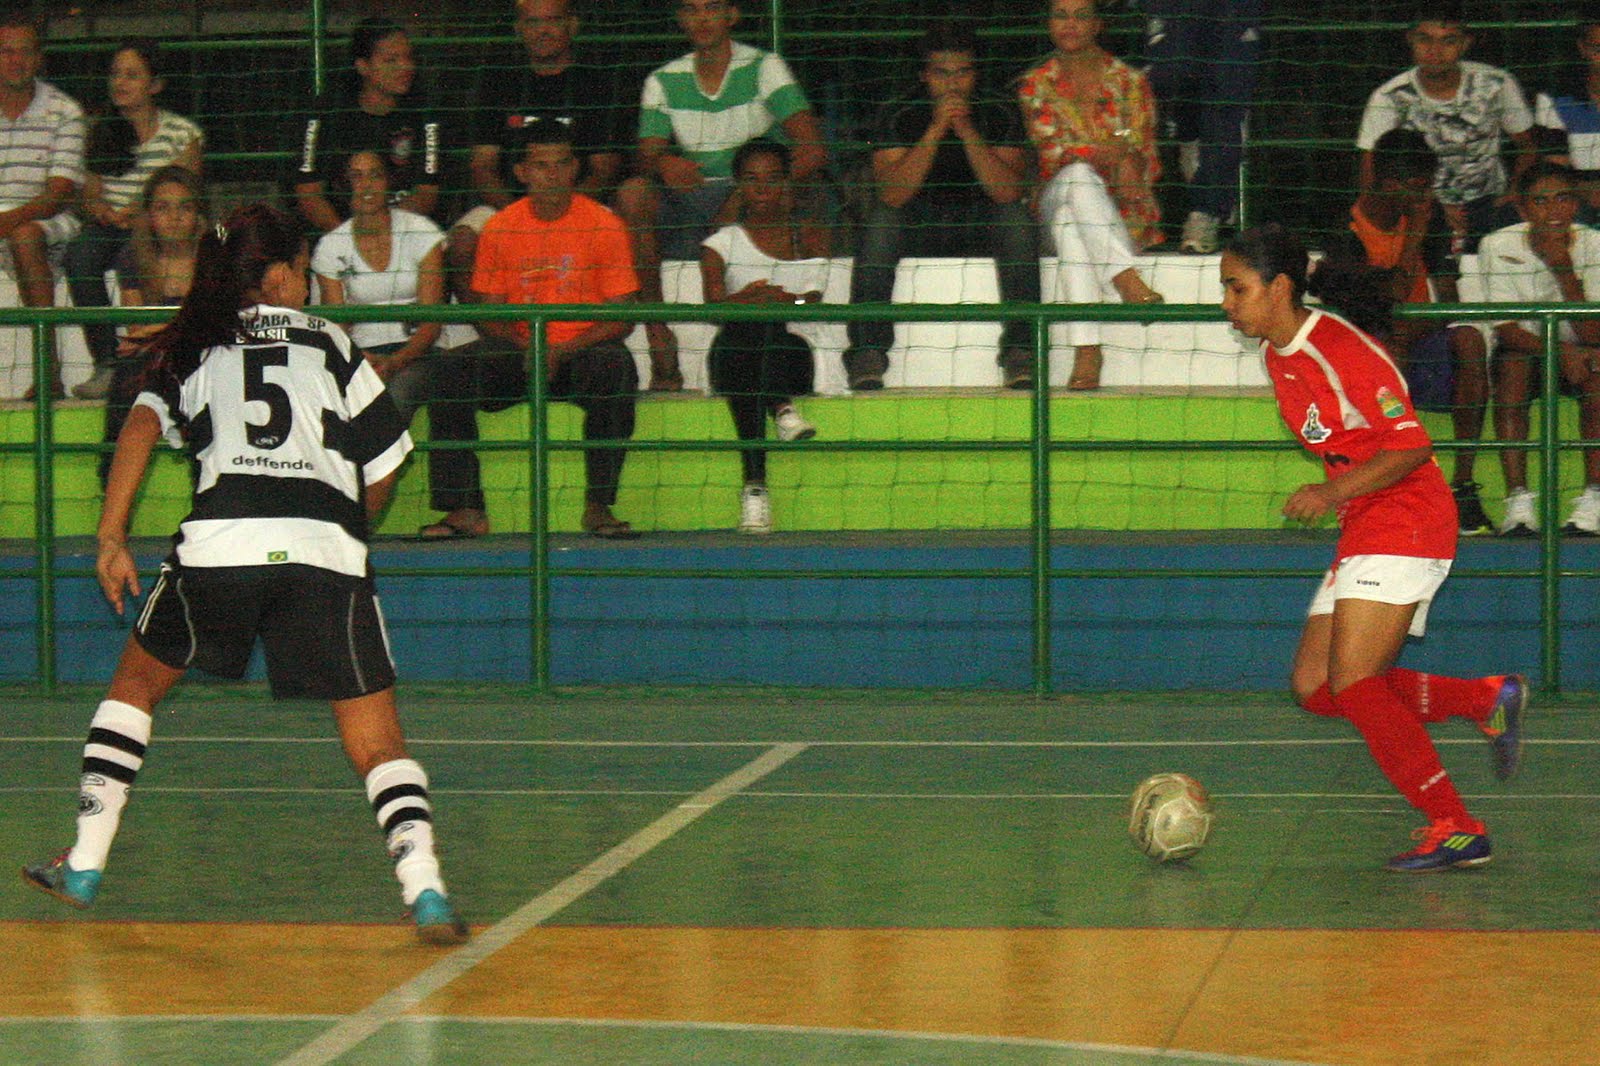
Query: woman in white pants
1019 0 1164 388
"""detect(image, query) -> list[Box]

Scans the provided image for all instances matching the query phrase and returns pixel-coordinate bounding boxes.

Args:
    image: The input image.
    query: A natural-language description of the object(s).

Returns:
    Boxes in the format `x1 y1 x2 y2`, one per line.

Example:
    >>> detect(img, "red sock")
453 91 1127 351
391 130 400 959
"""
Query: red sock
1333 675 1473 825
1300 682 1340 718
1385 668 1500 724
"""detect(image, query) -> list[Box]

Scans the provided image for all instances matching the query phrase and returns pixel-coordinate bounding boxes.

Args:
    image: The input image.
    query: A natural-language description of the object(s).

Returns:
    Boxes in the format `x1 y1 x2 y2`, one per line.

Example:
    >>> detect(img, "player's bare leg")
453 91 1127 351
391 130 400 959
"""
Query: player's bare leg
336 688 468 944
23 637 181 907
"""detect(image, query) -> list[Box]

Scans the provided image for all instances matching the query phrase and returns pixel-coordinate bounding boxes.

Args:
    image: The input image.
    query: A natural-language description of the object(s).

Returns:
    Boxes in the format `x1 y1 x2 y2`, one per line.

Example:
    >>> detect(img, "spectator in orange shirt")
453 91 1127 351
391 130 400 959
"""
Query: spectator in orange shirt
422 118 640 539
1329 128 1492 534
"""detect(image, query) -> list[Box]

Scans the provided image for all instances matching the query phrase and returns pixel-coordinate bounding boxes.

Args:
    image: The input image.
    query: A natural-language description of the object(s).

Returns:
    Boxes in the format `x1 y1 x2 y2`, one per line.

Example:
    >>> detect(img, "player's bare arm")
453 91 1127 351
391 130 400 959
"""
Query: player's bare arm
1283 445 1434 523
96 405 163 614
365 467 401 524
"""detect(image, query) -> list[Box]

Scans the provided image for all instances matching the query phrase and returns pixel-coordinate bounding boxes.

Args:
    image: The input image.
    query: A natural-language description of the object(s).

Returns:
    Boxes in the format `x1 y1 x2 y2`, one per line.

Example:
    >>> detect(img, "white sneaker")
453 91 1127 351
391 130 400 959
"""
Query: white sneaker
1499 488 1538 537
739 483 772 534
71 366 115 400
773 404 815 442
1564 485 1600 535
1180 211 1220 255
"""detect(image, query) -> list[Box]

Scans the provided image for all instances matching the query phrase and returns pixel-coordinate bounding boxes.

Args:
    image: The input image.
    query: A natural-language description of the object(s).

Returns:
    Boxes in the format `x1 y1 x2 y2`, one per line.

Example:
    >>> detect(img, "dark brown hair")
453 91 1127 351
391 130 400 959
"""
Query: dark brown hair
143 202 304 379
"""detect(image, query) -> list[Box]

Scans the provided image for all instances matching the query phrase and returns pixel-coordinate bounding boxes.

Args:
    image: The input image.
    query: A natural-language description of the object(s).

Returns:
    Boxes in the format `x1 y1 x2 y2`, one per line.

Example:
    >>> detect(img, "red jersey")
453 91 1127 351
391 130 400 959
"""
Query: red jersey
1262 310 1456 561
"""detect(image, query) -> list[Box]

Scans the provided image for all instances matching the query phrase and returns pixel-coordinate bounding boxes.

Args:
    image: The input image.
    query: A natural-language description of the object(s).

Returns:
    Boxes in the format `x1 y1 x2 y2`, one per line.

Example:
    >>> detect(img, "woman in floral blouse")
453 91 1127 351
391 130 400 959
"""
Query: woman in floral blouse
1019 0 1163 388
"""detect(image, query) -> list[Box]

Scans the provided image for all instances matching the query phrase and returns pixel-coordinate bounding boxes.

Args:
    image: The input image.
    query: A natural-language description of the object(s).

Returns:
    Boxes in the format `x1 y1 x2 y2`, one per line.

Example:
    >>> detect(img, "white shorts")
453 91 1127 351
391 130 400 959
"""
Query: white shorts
1307 554 1453 637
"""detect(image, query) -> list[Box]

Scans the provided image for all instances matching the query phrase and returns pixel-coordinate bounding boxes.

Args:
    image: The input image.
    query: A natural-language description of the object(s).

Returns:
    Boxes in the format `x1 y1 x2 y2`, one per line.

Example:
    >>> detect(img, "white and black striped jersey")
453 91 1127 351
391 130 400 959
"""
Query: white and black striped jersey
135 304 412 577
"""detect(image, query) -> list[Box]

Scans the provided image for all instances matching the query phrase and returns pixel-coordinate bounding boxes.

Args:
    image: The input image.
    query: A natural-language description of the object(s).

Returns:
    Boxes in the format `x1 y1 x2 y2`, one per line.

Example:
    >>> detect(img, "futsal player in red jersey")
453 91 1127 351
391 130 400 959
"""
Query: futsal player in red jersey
1220 223 1528 872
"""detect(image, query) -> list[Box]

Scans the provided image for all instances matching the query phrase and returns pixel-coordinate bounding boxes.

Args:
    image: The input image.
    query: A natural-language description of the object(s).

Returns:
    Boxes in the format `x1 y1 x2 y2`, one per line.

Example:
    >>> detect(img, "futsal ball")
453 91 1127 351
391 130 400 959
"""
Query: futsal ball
1128 772 1214 862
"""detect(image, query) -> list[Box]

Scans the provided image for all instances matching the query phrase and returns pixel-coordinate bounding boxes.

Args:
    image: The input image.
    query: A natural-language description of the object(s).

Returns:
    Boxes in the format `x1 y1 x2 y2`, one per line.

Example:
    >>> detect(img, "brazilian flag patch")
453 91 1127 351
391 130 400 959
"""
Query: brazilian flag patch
267 551 288 563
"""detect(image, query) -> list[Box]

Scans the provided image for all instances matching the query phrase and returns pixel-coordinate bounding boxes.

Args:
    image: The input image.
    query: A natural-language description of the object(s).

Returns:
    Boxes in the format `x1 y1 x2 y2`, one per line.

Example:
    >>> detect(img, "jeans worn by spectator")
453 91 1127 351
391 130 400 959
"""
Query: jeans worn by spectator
1144 0 1262 230
63 219 131 369
424 338 637 514
846 199 1040 383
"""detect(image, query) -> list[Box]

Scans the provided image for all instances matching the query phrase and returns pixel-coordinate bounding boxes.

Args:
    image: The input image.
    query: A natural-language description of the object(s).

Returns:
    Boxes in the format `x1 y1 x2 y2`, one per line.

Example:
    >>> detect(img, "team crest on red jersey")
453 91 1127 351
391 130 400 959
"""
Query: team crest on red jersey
1300 403 1332 444
1376 386 1405 419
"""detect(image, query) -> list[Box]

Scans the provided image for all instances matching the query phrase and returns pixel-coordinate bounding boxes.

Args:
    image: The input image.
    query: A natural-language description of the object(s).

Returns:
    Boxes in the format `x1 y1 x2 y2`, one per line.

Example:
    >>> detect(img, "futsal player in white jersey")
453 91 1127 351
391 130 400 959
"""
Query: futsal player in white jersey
22 203 468 945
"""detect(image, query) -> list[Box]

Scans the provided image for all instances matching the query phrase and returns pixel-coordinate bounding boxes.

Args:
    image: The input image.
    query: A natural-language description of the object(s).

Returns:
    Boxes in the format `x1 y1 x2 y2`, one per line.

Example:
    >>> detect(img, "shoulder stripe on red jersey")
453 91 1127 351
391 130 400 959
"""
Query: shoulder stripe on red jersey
1298 313 1371 432
1329 310 1412 399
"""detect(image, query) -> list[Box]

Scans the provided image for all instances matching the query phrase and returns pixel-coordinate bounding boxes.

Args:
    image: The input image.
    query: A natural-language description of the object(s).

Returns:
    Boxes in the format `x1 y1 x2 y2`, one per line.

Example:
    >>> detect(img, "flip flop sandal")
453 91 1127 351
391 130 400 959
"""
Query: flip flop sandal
419 518 486 540
585 520 641 540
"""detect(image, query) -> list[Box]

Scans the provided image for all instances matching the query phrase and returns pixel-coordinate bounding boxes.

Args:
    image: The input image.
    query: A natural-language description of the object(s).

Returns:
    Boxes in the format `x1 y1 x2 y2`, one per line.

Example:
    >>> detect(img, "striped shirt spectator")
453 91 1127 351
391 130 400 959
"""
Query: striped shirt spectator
0 15 87 397
638 40 810 183
68 39 201 397
94 110 201 211
618 0 827 389
0 78 85 240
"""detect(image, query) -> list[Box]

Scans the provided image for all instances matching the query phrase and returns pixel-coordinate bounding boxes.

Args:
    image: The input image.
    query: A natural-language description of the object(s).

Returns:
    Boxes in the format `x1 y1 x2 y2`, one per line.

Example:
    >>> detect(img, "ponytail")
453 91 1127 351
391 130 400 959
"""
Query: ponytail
1227 222 1396 338
1225 223 1309 301
1306 253 1397 339
142 202 304 382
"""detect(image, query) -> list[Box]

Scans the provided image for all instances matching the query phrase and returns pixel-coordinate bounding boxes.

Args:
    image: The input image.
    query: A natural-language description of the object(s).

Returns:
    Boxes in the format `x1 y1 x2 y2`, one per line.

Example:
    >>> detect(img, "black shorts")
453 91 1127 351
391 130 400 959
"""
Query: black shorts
134 561 397 700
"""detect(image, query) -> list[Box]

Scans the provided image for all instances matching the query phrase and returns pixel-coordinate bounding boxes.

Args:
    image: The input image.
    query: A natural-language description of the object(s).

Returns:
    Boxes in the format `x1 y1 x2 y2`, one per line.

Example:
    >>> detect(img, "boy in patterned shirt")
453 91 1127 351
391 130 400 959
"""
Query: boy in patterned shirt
1355 1 1536 252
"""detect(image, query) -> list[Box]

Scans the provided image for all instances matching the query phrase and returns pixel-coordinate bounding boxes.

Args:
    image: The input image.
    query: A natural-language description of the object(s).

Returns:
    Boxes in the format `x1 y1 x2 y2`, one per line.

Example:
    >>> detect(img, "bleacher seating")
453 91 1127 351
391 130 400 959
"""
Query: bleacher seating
0 270 93 400
625 254 1263 392
2 254 1260 402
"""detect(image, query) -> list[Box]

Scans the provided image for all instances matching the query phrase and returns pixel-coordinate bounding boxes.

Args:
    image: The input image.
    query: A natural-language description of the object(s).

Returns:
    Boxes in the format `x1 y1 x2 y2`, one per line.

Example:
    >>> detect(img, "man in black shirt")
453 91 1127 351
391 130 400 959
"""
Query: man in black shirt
291 18 443 231
846 21 1039 390
448 0 629 296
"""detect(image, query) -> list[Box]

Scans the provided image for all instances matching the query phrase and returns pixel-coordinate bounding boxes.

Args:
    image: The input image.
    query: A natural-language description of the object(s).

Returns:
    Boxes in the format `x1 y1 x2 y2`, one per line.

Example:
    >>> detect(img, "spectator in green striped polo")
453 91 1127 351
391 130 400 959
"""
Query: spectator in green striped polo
616 0 828 392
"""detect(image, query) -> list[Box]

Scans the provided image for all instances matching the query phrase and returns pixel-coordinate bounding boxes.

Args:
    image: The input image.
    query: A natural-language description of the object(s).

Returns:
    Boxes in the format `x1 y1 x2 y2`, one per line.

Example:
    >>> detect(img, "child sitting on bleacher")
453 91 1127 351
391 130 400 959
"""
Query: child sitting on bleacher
1329 128 1493 535
1478 161 1600 536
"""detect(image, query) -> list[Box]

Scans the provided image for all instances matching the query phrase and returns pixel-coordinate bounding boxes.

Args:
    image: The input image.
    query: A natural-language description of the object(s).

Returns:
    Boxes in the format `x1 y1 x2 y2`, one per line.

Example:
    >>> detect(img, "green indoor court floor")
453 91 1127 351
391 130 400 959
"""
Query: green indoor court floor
2 685 1598 1066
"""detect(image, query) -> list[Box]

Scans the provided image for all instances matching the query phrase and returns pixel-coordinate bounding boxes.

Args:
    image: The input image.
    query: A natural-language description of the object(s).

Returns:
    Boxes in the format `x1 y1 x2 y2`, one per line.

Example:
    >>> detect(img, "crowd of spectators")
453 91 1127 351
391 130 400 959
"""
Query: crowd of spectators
3 1 1599 537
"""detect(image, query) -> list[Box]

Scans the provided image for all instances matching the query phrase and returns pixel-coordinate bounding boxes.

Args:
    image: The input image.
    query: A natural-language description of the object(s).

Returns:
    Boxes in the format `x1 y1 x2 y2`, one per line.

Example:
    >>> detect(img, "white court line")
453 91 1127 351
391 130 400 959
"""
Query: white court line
0 1015 343 1024
4 785 1598 801
1 1014 1331 1066
4 734 1597 747
272 741 808 1066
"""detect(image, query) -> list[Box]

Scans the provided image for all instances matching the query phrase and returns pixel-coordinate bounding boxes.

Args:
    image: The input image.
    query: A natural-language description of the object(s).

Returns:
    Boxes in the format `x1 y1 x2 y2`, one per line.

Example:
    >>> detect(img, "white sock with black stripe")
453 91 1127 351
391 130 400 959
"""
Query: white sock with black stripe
365 758 445 906
68 700 152 872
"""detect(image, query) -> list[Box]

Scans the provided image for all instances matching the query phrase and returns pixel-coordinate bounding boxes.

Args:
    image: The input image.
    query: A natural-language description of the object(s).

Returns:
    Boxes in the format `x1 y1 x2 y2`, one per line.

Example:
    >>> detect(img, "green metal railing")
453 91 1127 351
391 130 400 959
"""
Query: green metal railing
2 300 1589 695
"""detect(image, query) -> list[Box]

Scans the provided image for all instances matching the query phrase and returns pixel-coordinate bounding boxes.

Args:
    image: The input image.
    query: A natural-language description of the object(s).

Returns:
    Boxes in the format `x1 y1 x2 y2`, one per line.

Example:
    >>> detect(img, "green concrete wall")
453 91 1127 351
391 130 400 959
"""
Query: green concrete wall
0 393 1571 538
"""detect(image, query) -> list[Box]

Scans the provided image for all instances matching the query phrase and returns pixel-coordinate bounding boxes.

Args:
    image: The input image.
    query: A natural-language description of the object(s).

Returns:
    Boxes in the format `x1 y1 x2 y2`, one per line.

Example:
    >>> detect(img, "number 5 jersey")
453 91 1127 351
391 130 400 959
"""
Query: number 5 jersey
135 305 412 576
